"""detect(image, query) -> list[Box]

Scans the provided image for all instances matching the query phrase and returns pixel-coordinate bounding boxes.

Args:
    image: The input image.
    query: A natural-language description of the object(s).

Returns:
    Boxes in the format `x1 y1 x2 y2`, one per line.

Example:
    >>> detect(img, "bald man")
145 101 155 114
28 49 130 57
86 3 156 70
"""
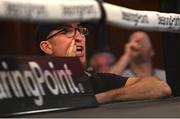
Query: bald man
108 31 166 81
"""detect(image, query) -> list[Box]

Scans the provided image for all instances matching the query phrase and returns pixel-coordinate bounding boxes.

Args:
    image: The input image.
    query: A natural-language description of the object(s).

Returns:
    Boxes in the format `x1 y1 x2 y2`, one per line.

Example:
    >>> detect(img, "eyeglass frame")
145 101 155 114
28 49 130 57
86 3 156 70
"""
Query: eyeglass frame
45 25 88 40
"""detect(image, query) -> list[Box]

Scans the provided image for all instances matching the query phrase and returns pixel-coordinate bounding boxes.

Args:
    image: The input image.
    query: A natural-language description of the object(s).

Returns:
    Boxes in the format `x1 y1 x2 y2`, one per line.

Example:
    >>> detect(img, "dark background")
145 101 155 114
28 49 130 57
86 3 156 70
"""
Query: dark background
161 0 180 96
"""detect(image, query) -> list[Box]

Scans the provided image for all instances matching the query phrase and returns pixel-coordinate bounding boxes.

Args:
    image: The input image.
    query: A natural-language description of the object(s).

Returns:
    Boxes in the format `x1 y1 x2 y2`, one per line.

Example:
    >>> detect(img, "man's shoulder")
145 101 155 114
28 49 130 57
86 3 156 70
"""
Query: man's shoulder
121 69 135 77
154 68 166 76
154 68 165 73
154 68 166 81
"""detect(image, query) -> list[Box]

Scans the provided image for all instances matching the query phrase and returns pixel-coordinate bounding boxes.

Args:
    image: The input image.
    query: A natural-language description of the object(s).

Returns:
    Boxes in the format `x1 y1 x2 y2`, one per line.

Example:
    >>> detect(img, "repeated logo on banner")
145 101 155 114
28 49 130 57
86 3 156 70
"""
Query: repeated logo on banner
120 10 180 31
0 56 97 117
62 5 97 19
0 0 101 21
156 14 180 28
3 2 47 19
121 11 149 26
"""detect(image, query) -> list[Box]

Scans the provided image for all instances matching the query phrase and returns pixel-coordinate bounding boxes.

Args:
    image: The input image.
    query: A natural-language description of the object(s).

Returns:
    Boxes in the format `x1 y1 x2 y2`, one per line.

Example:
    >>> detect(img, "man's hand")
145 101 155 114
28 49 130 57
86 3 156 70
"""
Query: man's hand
66 40 76 56
124 38 142 60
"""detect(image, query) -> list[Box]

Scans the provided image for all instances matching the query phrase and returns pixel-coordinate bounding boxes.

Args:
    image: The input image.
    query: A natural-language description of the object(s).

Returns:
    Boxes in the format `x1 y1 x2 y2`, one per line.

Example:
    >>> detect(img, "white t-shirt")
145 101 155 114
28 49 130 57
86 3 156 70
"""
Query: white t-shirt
122 69 166 81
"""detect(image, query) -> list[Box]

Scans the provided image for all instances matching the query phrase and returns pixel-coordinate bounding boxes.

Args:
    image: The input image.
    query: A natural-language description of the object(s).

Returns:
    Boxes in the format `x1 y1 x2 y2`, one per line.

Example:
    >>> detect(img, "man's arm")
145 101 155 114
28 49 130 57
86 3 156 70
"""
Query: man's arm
108 40 141 75
108 54 131 75
95 76 172 103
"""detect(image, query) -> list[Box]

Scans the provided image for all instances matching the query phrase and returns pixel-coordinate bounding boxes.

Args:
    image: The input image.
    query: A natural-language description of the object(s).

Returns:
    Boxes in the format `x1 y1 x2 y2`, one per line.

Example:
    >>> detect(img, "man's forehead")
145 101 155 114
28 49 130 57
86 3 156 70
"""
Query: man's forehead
129 32 149 43
131 32 148 39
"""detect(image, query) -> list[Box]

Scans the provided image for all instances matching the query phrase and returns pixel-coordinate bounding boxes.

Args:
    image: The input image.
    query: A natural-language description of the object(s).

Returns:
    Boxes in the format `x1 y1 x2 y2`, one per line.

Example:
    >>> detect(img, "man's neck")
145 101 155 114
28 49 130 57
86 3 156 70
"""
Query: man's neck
130 62 154 77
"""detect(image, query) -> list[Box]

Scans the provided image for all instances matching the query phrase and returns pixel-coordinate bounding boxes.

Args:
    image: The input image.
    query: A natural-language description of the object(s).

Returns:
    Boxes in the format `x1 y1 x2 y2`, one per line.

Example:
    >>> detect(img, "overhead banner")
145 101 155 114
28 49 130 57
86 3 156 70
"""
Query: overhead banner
104 3 180 33
0 0 180 32
0 0 101 22
0 56 97 117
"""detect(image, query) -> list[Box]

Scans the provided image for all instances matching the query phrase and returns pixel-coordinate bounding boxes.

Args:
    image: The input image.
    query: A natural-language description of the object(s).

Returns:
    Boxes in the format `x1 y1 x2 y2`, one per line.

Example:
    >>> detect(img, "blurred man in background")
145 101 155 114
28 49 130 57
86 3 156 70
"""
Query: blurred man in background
89 31 166 81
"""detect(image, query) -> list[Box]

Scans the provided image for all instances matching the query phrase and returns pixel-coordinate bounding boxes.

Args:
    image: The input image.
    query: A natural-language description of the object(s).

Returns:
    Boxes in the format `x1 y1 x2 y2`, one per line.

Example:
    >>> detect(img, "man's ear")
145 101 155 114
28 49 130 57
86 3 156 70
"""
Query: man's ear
40 41 53 55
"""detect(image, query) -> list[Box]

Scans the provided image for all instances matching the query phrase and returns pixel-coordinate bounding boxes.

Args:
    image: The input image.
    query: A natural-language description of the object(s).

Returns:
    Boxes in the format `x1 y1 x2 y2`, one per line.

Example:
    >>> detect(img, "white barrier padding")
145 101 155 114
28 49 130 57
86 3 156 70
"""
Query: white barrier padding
0 0 180 33
0 0 101 22
104 3 180 33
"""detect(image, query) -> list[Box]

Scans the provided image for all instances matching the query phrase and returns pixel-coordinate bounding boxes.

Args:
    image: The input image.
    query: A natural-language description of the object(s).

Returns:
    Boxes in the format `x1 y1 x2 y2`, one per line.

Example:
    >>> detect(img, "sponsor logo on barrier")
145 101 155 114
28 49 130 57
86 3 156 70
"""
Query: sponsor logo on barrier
157 14 180 28
0 57 97 116
0 61 82 106
3 2 47 19
122 11 149 26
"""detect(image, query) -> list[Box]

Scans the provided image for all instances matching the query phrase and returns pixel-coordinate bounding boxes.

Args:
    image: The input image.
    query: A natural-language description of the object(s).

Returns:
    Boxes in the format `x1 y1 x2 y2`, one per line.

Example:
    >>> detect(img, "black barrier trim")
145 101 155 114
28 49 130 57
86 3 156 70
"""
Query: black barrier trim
95 0 111 52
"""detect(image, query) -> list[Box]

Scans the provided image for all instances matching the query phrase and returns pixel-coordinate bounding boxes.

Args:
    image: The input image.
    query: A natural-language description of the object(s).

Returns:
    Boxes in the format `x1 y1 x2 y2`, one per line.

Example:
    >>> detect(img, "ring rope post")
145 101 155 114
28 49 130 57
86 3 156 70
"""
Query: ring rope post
95 0 110 52
96 0 106 23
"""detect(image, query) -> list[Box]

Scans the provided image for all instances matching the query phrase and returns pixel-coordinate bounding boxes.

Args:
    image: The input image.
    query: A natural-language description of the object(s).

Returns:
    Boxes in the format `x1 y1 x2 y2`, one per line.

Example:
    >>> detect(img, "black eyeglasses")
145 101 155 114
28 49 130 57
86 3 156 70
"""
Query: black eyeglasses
46 25 88 40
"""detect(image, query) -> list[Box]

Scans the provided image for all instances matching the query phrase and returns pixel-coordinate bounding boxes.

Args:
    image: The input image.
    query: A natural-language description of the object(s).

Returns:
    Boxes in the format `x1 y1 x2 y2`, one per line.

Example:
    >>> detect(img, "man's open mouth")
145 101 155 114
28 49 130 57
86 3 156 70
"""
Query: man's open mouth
76 46 83 52
76 46 84 56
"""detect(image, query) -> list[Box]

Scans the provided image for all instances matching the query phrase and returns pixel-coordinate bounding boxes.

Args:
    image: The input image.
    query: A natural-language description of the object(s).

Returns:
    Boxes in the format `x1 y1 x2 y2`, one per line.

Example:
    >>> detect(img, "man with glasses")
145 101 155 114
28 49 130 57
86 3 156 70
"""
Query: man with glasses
36 22 171 104
37 22 87 67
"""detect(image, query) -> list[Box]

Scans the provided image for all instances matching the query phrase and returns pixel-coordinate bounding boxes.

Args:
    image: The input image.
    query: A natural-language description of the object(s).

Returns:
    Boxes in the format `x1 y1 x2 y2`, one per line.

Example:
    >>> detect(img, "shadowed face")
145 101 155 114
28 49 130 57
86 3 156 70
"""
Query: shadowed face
129 31 154 63
91 53 115 72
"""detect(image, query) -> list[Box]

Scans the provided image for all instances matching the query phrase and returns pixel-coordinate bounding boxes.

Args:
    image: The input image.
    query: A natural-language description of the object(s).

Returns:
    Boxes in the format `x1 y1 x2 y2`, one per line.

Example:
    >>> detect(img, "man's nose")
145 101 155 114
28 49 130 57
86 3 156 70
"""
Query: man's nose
74 30 83 41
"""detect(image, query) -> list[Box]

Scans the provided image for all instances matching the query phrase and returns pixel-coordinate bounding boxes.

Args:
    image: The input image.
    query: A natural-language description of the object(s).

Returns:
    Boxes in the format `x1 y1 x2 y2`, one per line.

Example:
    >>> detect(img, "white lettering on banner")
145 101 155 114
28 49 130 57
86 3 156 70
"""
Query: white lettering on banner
30 62 45 95
62 5 96 18
122 11 149 26
157 14 180 28
0 61 84 106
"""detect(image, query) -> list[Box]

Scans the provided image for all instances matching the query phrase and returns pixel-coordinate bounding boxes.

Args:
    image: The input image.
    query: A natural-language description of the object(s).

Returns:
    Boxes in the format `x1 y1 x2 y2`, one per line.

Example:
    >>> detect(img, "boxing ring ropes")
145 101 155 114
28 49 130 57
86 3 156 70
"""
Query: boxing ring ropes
1 0 180 117
0 0 180 33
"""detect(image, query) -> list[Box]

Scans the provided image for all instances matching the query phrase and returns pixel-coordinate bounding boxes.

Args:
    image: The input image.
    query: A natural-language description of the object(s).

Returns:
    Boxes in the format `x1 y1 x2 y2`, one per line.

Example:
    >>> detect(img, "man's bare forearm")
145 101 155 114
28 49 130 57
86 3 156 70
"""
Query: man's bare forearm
96 76 171 104
108 54 131 75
